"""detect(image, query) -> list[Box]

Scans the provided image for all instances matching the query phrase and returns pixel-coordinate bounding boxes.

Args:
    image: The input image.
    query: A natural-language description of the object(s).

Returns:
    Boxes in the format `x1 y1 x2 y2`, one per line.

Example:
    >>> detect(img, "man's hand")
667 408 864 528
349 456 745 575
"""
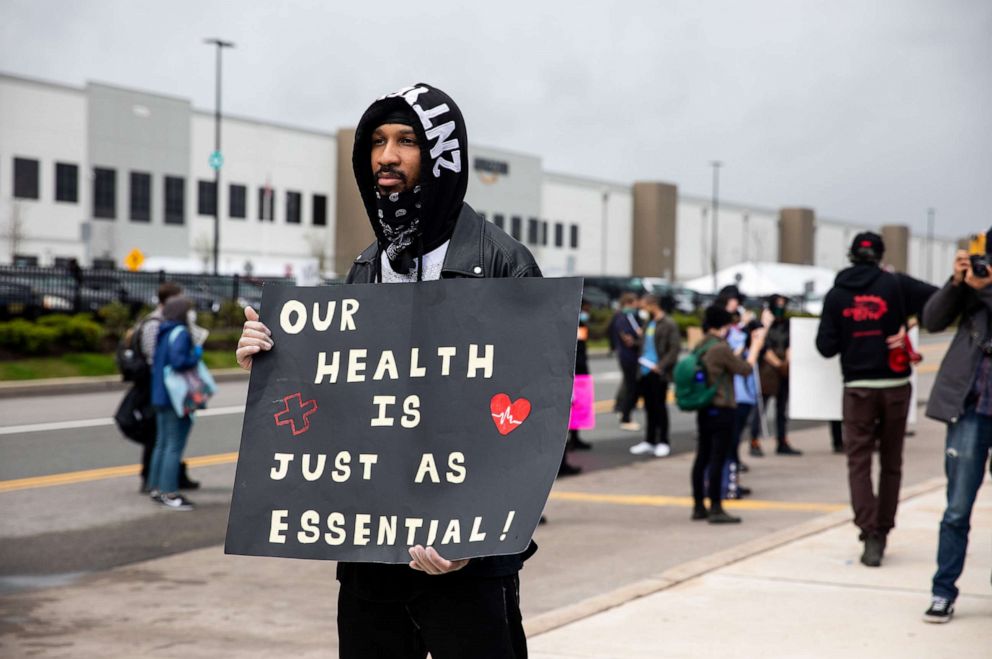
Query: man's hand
235 306 273 371
408 545 469 575
951 250 969 285
965 265 992 291
620 333 636 348
886 325 907 350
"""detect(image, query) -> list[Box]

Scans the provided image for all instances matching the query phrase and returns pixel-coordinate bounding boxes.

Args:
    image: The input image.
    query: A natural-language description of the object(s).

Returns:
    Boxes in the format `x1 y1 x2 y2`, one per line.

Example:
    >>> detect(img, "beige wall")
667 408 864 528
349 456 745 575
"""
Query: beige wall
881 224 909 273
631 181 677 279
779 208 815 265
333 128 374 277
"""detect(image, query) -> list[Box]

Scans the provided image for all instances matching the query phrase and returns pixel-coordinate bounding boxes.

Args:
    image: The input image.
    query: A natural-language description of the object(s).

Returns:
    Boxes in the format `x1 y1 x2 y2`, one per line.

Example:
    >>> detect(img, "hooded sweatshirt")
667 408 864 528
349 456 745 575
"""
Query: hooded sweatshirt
816 263 936 382
352 84 468 279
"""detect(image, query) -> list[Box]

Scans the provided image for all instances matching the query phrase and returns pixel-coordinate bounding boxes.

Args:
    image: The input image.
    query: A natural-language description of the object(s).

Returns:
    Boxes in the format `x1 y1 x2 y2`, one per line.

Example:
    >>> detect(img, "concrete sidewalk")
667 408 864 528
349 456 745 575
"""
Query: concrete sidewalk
529 484 992 659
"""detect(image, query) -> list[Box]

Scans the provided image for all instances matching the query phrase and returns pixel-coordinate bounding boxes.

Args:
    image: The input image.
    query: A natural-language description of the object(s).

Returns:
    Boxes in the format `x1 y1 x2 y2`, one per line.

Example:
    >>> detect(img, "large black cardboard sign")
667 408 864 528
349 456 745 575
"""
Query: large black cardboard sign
225 277 582 563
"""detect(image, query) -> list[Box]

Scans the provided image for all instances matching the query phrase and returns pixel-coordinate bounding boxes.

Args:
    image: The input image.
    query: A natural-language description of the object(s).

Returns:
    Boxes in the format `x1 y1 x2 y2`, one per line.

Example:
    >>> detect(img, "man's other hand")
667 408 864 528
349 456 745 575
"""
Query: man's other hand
408 545 469 575
965 265 992 291
951 250 969 285
236 306 273 371
885 325 907 350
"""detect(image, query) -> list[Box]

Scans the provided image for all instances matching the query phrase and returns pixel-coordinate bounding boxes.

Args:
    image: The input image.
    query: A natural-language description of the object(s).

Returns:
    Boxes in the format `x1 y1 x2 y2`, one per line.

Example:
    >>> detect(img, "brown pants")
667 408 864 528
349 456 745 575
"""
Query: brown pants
842 384 912 537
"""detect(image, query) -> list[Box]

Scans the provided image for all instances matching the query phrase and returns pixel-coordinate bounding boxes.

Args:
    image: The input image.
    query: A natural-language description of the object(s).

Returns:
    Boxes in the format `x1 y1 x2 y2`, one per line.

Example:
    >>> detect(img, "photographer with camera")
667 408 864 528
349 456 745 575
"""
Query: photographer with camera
920 243 992 624
816 232 937 568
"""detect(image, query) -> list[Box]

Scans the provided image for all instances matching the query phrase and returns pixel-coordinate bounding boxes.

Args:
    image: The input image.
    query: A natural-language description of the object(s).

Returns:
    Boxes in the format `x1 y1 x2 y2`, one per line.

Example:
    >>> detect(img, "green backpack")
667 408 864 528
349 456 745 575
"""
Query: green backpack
673 337 721 411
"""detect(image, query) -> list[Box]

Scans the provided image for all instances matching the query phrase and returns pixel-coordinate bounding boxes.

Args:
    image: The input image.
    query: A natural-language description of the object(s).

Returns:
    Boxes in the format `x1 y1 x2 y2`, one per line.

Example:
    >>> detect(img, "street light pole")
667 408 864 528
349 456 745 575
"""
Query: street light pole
926 207 935 282
205 38 235 275
601 190 609 275
710 161 722 291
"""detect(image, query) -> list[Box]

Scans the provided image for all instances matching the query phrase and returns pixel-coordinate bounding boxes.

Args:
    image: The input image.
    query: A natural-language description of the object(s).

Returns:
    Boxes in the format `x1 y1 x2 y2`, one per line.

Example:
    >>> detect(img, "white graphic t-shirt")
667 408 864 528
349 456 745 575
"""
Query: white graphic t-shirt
380 241 450 283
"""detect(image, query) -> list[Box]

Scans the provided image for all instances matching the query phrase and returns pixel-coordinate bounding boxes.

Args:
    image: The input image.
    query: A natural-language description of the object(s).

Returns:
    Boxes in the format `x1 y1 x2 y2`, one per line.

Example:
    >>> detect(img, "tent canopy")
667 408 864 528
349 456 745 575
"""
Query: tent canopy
681 261 838 298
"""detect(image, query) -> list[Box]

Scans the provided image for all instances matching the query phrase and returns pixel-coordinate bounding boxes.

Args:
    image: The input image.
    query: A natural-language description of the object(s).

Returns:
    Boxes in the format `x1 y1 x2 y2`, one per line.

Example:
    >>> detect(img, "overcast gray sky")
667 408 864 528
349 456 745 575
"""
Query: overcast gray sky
2 0 989 239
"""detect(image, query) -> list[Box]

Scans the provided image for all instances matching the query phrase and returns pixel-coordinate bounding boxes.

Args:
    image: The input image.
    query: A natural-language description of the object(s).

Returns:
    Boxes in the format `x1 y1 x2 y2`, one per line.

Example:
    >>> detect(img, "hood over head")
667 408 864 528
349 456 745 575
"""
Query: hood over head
353 83 469 274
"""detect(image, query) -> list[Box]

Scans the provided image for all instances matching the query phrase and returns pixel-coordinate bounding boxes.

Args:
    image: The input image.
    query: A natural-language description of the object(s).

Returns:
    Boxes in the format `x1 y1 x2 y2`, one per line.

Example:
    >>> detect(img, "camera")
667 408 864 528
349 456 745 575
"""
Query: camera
968 229 992 278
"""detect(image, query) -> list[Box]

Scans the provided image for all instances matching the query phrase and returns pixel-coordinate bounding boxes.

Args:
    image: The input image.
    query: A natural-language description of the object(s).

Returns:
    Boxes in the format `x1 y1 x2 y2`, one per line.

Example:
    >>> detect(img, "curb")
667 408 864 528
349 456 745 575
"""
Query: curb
0 369 249 399
524 475 947 638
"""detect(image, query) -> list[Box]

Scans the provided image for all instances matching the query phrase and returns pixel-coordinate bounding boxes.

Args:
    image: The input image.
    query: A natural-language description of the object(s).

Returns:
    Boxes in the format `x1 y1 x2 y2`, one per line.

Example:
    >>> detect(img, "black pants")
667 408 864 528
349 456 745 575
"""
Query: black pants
754 378 789 443
692 407 736 509
639 373 669 445
337 575 527 659
732 403 754 464
618 360 640 423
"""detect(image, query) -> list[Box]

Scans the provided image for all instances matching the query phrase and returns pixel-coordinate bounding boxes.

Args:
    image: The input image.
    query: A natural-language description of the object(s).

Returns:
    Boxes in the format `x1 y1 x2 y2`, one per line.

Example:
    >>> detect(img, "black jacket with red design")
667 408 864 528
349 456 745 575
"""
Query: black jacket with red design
816 264 936 382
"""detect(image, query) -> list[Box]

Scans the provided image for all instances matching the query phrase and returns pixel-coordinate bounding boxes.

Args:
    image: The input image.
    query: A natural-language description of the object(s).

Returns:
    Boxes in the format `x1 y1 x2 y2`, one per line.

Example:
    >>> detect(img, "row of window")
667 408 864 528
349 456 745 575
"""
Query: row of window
481 212 580 249
10 157 328 226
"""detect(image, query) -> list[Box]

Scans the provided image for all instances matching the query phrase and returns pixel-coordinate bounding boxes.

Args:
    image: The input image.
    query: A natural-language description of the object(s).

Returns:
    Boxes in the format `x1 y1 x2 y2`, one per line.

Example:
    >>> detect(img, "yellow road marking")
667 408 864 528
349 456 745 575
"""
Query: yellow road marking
0 452 240 493
549 490 846 513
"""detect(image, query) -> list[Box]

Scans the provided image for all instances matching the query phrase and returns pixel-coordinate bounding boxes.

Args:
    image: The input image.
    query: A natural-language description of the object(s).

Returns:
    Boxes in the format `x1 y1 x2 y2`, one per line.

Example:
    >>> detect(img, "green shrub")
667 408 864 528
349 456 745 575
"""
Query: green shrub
215 300 246 329
0 319 60 355
672 311 702 338
194 310 217 331
97 302 133 340
59 315 106 351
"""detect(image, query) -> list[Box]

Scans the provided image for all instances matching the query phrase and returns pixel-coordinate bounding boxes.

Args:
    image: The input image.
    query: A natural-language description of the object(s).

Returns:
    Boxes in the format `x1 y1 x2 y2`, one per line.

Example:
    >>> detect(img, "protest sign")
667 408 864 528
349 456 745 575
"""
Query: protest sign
789 317 918 423
225 277 582 564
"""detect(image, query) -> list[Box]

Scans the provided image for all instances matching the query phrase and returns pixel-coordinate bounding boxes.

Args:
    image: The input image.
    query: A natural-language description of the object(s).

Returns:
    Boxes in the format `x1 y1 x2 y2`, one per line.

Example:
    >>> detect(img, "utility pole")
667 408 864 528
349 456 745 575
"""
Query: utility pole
926 207 935 282
600 190 609 275
205 38 235 275
710 161 722 291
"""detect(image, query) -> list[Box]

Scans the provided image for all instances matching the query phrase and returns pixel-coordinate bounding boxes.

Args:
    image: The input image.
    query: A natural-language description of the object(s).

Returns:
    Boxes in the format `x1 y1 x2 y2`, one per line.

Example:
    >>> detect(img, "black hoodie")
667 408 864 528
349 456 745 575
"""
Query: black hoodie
352 83 468 277
816 263 937 381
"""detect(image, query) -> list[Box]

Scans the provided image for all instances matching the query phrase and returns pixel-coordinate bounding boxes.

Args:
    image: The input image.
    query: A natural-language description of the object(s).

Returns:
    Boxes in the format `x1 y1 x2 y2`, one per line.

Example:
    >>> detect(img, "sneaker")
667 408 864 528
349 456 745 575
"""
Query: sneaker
923 597 954 623
652 443 672 458
159 493 195 511
860 533 884 567
629 441 654 455
708 510 742 524
148 489 162 502
739 462 750 473
558 462 582 477
620 421 642 432
737 486 752 497
691 505 708 521
749 441 764 457
569 436 593 451
776 443 803 456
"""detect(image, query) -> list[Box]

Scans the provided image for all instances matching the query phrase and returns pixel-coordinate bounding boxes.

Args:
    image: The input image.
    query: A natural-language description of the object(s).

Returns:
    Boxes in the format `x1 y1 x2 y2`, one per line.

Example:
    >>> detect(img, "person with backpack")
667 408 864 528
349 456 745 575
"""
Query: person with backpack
678 304 768 524
115 282 198 493
147 296 204 511
815 232 937 567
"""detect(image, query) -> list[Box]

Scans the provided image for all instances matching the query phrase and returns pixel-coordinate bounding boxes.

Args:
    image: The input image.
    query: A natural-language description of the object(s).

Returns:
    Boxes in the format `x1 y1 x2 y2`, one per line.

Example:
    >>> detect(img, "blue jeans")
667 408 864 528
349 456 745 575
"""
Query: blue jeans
148 406 192 494
931 406 992 600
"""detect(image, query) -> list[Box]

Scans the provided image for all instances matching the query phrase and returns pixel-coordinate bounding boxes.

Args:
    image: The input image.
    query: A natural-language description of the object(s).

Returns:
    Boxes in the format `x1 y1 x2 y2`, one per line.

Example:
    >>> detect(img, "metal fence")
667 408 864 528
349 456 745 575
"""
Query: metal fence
0 265 293 319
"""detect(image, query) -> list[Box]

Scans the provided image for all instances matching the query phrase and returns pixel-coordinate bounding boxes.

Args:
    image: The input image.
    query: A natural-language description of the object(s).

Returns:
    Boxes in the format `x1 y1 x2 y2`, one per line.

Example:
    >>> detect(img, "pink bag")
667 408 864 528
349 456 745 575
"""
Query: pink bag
569 374 596 430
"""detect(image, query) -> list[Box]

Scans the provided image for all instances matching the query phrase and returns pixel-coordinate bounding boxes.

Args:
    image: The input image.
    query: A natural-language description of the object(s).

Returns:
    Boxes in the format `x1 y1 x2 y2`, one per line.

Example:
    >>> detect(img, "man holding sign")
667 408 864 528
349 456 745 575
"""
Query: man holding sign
234 84 568 658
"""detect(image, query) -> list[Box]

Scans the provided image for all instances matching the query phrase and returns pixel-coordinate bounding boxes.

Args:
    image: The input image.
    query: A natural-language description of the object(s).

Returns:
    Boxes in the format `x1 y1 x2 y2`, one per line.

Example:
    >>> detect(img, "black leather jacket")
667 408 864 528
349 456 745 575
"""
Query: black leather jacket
346 203 542 283
337 202 542 602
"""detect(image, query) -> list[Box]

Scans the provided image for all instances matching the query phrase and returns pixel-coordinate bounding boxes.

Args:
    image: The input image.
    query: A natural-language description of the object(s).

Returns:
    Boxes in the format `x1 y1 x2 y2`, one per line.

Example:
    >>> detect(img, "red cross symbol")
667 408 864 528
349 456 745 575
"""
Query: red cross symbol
273 393 319 436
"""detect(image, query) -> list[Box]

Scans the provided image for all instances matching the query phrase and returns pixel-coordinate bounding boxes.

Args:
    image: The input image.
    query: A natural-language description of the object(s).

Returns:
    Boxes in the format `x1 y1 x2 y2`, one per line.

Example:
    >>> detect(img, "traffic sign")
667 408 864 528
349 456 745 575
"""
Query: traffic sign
209 150 224 170
124 248 145 272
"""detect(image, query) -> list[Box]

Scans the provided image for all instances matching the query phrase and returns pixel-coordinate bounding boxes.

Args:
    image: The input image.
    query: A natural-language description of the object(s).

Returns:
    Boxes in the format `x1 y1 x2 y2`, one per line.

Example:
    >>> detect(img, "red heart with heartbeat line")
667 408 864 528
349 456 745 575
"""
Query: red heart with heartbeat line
490 394 532 436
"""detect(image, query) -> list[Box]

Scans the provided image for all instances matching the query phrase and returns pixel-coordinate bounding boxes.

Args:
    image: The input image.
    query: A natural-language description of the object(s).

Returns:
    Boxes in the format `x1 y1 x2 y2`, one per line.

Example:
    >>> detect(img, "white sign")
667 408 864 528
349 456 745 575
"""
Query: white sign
788 318 917 424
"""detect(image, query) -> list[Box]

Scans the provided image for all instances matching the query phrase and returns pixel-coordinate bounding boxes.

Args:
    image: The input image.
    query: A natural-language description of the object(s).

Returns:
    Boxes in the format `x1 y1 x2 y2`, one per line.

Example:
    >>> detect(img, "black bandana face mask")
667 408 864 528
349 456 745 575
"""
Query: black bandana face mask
375 185 423 274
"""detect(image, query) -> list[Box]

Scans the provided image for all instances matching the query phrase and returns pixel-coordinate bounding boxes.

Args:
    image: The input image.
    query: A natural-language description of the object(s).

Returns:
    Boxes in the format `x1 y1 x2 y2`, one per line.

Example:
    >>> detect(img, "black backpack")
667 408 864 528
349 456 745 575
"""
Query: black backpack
116 318 153 383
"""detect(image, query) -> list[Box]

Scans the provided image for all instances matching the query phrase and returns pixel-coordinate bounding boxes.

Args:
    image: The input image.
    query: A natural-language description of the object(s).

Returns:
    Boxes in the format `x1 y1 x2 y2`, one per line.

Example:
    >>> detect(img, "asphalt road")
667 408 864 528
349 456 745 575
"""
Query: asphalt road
0 335 946 595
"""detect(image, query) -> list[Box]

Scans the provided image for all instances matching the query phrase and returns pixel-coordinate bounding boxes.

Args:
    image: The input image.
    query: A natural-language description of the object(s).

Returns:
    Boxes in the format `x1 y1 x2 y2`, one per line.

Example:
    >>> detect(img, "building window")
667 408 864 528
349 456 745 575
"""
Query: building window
13 157 40 199
164 176 185 225
493 214 505 230
130 171 151 222
286 191 301 224
198 180 217 216
55 163 78 203
258 186 275 221
554 222 564 247
527 218 539 245
511 216 522 241
312 194 327 226
541 221 548 246
570 224 579 249
93 167 116 219
229 184 246 219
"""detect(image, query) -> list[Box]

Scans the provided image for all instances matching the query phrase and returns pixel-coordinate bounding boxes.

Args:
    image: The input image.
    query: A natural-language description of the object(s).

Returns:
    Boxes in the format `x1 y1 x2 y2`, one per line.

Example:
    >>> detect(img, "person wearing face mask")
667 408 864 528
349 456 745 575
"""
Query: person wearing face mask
691 305 768 523
629 294 680 457
752 293 802 456
609 292 644 431
147 296 203 511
